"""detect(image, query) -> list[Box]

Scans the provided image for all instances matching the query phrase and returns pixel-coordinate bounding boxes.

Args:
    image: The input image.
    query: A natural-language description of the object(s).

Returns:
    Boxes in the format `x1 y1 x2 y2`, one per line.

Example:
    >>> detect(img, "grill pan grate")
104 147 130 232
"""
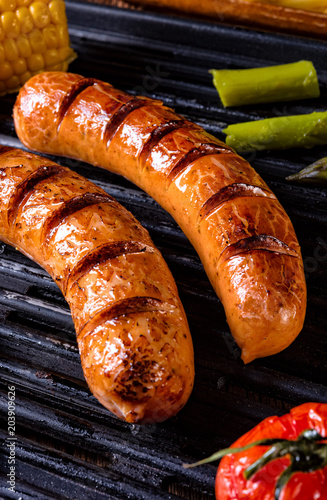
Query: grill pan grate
0 2 327 498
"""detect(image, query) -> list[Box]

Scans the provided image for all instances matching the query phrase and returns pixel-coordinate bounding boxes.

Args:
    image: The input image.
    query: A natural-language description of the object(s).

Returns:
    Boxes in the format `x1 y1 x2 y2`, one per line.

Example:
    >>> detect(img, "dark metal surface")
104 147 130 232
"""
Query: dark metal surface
0 3 327 498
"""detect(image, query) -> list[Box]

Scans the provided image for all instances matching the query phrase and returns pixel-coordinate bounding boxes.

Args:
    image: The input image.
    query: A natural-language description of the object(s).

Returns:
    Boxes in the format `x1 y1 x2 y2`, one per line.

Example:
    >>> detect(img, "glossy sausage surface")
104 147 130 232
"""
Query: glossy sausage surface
0 146 194 423
14 72 307 363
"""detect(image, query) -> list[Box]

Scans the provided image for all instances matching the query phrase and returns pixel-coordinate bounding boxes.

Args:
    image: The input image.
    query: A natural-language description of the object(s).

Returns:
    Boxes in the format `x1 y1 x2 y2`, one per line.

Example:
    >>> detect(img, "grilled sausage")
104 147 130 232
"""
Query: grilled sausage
126 0 327 41
13 72 307 363
0 146 194 423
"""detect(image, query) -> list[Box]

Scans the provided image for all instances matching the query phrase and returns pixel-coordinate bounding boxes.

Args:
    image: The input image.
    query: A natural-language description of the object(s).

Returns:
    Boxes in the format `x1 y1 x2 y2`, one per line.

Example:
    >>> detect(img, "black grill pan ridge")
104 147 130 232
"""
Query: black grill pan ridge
0 2 326 499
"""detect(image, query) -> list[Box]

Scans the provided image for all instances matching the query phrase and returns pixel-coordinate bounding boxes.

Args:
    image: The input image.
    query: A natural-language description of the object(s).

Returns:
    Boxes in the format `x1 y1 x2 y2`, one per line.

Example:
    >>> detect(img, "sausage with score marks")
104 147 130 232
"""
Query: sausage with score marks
13 71 307 363
0 146 194 423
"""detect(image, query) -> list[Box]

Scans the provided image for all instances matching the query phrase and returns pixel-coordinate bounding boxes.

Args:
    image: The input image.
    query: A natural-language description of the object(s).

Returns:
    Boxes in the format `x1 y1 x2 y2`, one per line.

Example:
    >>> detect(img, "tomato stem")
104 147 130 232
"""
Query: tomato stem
182 438 282 468
244 442 288 479
275 465 294 500
183 429 327 499
242 430 327 499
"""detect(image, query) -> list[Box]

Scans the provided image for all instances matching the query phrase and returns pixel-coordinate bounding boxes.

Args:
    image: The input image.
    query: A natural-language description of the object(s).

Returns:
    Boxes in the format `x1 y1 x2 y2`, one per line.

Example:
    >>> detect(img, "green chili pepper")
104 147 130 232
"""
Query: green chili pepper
286 157 327 184
223 110 327 152
210 60 320 107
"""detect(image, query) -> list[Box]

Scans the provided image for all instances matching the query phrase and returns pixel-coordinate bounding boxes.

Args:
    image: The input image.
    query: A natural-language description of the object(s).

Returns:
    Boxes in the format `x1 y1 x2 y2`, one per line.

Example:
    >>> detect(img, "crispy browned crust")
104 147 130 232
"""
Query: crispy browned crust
0 146 194 423
13 72 307 363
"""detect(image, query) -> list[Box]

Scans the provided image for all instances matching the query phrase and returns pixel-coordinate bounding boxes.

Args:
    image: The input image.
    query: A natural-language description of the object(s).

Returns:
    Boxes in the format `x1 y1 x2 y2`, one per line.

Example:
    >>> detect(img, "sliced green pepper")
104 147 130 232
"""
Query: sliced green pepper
287 157 327 184
210 60 320 107
223 110 327 152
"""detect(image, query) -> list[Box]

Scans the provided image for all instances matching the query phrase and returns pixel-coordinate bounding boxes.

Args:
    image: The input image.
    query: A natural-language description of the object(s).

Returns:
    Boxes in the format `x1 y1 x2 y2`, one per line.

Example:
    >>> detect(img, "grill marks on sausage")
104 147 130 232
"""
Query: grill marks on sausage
7 165 65 228
104 98 150 147
199 184 298 264
199 183 276 220
139 119 195 166
78 296 176 338
167 143 232 185
42 193 114 246
65 240 153 293
58 80 153 147
57 77 97 131
219 235 299 265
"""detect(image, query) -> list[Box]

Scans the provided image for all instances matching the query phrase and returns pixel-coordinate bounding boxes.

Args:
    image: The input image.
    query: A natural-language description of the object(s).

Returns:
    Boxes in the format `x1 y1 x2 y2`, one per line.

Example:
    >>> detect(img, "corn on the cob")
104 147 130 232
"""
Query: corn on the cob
0 0 76 96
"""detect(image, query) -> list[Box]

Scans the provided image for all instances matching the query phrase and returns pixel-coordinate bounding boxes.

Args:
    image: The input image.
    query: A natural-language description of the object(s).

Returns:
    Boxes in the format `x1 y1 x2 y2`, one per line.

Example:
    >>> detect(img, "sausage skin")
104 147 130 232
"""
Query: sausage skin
0 146 194 423
13 72 307 363
126 0 327 41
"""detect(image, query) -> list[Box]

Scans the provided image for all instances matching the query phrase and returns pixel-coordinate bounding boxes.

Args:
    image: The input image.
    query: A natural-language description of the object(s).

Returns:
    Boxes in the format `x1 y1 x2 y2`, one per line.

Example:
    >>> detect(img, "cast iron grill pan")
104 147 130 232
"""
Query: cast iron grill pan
0 2 326 498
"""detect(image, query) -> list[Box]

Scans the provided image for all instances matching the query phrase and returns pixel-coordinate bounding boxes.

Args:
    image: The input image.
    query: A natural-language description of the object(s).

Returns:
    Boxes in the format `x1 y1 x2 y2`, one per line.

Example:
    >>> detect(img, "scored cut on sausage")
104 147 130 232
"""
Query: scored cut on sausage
13 71 307 363
0 146 194 423
13 72 307 364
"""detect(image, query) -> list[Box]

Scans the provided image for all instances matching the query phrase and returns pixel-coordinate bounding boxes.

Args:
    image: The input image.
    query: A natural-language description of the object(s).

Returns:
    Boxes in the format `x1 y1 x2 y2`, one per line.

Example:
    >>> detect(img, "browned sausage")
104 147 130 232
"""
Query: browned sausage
0 146 194 423
13 71 307 363
127 0 327 41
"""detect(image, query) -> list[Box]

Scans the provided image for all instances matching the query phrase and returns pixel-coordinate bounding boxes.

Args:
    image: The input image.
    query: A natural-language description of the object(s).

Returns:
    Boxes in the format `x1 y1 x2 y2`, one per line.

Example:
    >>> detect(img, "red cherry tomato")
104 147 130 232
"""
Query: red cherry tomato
216 403 327 500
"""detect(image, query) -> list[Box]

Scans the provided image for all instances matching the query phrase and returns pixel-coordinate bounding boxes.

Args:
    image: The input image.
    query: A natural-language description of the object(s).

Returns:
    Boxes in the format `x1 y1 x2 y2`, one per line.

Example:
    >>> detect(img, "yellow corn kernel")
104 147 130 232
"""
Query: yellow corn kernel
0 21 4 42
0 0 76 95
42 23 57 47
19 69 31 83
27 51 43 71
16 33 31 57
12 56 26 73
46 61 59 70
57 45 70 62
43 46 58 65
16 6 33 33
48 0 65 24
6 73 19 88
1 11 20 37
56 22 67 47
1 60 13 78
61 58 69 71
16 0 31 6
3 36 18 59
29 27 46 52
0 0 16 12
29 1 50 29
